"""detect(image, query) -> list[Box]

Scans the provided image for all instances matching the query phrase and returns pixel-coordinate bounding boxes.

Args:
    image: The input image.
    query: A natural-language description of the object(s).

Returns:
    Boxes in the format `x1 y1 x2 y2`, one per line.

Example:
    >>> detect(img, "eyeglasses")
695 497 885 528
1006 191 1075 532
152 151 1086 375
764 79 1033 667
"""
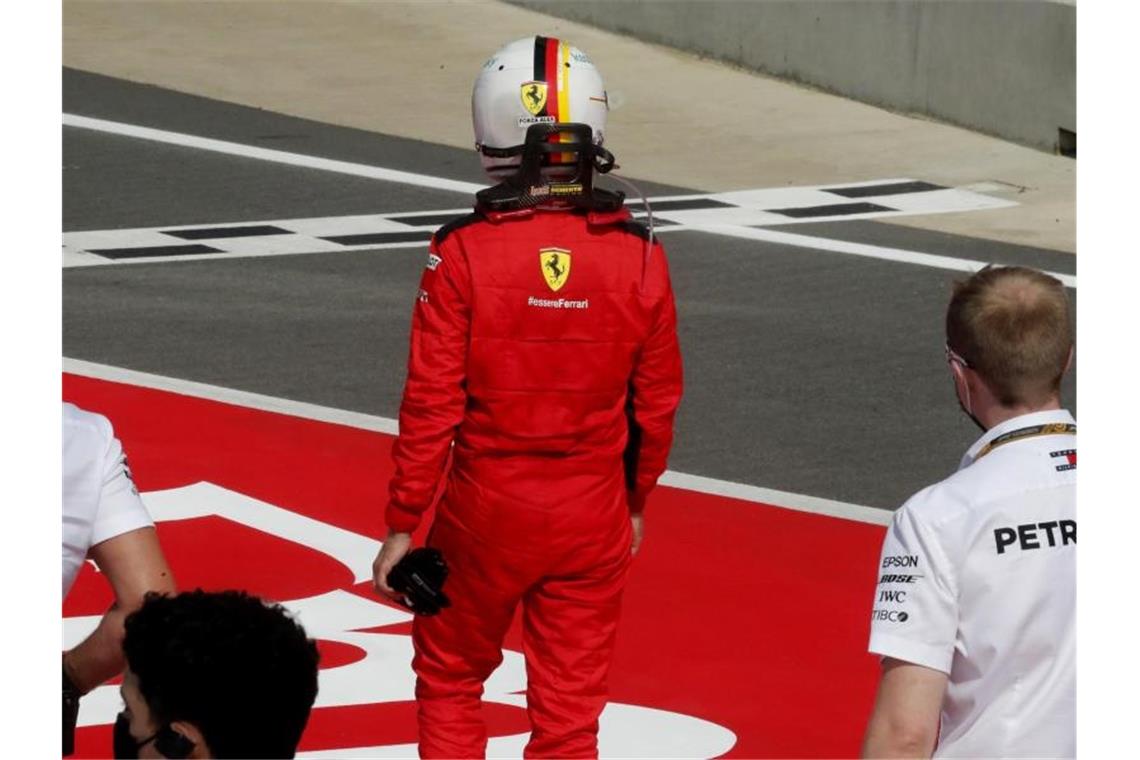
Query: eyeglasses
945 343 971 368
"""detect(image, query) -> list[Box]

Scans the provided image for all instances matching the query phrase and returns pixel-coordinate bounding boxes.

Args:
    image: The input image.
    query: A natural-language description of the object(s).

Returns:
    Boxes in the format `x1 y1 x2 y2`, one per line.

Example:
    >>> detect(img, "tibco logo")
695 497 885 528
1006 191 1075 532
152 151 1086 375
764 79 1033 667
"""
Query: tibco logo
872 609 909 623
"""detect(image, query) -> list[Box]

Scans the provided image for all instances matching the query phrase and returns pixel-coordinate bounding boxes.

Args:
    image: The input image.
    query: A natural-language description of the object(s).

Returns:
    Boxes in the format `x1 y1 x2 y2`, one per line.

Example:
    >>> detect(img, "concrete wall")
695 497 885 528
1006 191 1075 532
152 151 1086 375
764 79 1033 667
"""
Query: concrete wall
506 0 1075 153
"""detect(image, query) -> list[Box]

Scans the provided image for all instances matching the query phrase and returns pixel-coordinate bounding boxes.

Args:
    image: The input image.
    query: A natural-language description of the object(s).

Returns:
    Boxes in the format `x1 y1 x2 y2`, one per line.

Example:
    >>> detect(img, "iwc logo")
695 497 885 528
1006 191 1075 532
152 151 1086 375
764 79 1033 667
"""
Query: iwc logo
521 81 548 115
540 248 571 292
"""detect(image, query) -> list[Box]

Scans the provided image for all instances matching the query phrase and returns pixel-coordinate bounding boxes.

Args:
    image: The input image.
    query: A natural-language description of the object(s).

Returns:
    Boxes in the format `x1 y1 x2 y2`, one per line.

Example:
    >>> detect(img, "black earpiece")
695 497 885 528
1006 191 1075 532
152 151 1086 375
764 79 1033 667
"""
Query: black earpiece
153 726 195 759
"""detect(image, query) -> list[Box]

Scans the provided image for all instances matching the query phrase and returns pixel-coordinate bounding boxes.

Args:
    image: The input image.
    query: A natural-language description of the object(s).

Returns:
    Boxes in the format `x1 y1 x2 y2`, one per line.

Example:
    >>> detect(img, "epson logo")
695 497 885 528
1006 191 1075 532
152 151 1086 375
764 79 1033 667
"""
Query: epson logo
881 555 919 569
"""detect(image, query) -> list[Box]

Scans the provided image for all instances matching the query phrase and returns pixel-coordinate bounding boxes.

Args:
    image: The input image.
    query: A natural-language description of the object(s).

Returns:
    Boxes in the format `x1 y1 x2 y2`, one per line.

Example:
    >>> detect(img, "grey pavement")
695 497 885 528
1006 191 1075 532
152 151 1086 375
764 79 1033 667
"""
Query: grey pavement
63 71 1075 513
63 0 1075 254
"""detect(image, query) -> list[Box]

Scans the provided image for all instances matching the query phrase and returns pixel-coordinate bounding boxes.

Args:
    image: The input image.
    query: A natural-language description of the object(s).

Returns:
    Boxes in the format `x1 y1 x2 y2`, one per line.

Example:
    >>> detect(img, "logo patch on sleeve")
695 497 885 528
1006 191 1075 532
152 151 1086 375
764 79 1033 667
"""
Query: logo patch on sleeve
1050 449 1076 471
426 253 442 271
540 248 571 292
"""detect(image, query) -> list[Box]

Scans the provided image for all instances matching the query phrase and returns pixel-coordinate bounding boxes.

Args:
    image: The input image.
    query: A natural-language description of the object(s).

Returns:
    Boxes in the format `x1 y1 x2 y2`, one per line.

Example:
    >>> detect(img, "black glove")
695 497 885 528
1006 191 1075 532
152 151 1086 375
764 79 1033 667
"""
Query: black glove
387 548 451 616
63 664 81 756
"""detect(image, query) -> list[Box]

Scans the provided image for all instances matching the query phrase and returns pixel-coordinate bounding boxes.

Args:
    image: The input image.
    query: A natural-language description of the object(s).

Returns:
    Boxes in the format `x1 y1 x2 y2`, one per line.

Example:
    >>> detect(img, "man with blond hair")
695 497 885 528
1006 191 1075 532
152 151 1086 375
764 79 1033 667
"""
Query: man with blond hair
862 266 1075 758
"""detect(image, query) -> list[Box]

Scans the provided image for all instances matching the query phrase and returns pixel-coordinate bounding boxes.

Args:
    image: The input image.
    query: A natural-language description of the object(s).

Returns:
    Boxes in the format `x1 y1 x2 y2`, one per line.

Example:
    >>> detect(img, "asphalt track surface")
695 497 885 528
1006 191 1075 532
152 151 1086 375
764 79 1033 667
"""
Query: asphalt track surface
62 67 1077 514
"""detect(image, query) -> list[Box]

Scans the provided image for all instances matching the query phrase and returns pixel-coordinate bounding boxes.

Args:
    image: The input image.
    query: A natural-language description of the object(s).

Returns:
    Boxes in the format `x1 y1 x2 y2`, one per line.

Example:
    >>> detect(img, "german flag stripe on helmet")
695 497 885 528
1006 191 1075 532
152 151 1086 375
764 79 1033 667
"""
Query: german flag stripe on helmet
534 36 572 122
557 40 571 122
533 36 576 163
556 41 573 159
545 40 560 119
533 36 551 118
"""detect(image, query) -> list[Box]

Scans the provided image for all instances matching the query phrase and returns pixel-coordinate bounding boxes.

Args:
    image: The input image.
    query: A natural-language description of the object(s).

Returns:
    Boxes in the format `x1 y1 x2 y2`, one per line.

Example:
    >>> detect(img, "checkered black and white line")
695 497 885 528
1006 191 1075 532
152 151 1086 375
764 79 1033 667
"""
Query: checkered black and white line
63 178 1015 266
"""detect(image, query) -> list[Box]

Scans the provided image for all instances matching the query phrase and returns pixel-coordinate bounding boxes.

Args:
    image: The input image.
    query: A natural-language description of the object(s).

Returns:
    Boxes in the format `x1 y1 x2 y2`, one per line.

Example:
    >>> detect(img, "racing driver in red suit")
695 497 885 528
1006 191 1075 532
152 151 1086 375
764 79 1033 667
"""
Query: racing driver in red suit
372 36 683 759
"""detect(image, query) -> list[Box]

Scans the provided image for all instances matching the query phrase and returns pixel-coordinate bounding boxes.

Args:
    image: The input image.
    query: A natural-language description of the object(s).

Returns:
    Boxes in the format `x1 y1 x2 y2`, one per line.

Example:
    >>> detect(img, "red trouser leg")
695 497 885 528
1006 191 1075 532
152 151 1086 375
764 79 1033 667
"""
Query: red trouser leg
412 514 527 759
521 540 631 759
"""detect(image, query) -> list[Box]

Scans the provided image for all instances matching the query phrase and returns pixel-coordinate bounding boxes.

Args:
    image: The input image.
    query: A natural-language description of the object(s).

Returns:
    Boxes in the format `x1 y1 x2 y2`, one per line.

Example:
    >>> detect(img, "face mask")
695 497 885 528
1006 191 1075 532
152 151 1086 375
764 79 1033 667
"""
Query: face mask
955 375 987 432
113 712 158 759
947 350 986 433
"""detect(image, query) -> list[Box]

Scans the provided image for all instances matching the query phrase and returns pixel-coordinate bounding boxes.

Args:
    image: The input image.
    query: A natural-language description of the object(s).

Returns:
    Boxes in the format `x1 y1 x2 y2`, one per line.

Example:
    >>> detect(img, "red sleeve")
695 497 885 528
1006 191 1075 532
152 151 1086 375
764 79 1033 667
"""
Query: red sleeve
385 236 471 533
625 243 684 513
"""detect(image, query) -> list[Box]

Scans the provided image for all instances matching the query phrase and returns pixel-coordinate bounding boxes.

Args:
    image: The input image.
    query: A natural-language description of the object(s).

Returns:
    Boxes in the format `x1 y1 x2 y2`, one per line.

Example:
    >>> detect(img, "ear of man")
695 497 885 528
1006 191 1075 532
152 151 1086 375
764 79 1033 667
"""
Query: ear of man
157 722 205 759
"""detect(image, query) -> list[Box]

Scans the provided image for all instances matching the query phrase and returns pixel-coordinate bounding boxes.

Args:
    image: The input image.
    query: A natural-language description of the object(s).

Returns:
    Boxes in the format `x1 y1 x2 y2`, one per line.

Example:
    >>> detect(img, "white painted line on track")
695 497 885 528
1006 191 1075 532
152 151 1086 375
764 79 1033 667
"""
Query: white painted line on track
63 218 1075 288
686 224 1078 288
61 239 429 268
658 471 891 526
63 358 399 435
63 113 485 194
63 358 891 526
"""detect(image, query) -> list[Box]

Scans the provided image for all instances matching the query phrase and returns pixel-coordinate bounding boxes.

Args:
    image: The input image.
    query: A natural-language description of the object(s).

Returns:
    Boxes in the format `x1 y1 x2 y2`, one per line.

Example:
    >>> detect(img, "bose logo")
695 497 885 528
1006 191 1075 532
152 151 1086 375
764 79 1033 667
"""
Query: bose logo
878 574 921 584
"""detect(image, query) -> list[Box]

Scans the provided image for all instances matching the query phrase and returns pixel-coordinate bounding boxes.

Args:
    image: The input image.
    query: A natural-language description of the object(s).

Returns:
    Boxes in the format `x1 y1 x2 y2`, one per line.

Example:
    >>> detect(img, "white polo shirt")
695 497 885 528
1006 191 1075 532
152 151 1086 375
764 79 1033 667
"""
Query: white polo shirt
869 409 1076 758
63 403 154 597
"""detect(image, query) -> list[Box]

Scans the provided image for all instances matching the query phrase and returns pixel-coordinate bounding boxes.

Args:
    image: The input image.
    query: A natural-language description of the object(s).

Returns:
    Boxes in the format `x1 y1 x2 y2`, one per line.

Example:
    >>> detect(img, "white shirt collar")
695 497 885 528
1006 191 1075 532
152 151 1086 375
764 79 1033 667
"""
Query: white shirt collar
959 409 1076 471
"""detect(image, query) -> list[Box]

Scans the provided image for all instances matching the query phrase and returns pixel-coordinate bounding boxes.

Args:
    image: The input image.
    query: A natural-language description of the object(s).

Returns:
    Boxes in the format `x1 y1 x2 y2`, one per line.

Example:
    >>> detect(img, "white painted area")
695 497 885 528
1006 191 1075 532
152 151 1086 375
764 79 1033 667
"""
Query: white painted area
715 185 846 209
873 188 1015 215
283 213 434 236
63 358 887 524
649 183 1015 227
594 703 737 759
145 482 382 583
655 208 793 227
685 224 1078 288
62 239 428 268
296 703 737 759
61 212 445 267
65 482 737 757
62 248 113 267
63 113 486 194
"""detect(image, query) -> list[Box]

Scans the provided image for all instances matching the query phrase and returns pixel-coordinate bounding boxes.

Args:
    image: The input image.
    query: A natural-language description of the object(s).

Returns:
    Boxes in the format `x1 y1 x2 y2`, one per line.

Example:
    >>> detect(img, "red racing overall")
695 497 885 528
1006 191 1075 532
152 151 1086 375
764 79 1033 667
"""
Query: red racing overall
386 203 683 758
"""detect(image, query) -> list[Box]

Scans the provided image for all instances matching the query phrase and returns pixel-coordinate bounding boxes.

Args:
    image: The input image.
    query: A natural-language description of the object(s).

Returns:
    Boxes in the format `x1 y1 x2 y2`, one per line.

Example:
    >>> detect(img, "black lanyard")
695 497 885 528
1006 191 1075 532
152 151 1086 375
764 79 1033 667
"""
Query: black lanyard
975 423 1076 460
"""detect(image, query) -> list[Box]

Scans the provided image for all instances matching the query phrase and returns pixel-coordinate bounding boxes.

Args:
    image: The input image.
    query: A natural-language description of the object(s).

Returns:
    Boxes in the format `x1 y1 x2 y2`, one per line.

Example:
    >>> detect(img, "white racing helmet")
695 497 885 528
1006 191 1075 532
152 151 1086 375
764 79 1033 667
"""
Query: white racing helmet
472 36 610 180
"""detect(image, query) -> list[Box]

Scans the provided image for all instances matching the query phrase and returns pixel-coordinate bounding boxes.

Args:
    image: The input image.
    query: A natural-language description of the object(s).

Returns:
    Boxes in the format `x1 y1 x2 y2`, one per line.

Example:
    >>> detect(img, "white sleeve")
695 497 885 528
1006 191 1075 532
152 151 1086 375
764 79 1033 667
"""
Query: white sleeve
88 429 154 546
868 501 958 674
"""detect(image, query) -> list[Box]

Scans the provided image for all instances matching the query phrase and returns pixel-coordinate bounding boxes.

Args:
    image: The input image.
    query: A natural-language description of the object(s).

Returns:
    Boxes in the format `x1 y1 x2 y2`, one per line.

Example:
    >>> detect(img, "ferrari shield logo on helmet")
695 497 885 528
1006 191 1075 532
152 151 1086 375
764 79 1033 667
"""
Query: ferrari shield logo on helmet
540 248 571 292
521 81 548 116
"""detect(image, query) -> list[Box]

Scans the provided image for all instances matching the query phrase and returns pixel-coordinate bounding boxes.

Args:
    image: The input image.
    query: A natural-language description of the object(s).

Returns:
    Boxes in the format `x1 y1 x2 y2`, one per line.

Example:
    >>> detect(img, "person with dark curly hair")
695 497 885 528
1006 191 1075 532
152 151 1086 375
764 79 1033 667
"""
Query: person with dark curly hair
114 590 320 759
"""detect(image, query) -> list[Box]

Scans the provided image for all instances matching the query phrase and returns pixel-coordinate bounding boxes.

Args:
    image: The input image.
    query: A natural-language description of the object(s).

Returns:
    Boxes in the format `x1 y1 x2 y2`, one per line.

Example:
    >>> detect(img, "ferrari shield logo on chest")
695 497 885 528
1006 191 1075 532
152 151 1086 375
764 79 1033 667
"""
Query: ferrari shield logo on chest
540 248 571 292
521 81 548 116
